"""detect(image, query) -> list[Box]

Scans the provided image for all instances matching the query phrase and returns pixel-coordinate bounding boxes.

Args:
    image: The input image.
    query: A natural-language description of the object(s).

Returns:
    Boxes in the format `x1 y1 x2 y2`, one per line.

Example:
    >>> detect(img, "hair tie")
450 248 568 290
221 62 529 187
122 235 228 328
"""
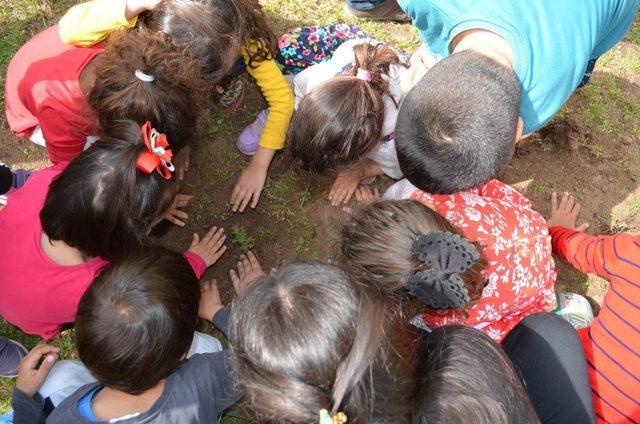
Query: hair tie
136 121 174 179
319 409 348 424
356 68 372 82
405 232 480 309
135 69 155 83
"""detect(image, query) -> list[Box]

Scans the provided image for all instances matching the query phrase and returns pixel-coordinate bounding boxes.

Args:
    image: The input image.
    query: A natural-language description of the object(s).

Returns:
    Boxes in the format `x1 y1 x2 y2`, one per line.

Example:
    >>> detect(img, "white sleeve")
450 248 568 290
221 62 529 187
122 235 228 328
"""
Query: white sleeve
368 138 403 179
383 179 417 200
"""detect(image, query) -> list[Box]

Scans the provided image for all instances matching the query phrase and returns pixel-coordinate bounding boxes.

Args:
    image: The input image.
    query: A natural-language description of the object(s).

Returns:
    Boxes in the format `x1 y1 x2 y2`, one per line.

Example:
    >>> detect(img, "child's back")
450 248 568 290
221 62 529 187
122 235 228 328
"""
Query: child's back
384 178 556 341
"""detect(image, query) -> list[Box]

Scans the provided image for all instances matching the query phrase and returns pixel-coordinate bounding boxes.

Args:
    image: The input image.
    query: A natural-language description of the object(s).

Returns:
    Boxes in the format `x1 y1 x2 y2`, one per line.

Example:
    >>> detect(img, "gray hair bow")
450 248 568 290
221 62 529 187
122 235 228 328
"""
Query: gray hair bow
406 232 480 310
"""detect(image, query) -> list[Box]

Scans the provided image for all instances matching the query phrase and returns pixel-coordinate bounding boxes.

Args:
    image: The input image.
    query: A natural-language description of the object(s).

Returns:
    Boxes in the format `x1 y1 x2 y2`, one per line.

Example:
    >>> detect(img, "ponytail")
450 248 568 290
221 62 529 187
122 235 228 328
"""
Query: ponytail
289 41 404 175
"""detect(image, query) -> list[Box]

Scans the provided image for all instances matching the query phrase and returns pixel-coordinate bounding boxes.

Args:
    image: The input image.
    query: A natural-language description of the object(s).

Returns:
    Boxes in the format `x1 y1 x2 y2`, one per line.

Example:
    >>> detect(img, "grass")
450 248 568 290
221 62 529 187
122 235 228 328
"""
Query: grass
230 225 256 253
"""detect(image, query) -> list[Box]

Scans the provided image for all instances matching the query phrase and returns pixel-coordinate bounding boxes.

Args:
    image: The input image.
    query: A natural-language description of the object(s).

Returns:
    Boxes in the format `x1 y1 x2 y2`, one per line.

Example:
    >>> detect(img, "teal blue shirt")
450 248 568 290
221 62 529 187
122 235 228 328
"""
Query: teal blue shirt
398 0 639 134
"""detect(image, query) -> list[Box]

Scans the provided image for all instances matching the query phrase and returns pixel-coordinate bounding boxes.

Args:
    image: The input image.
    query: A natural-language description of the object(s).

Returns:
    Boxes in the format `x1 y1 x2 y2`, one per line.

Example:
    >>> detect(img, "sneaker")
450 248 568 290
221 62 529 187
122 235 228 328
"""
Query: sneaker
0 338 28 378
554 292 594 330
215 77 245 112
236 110 268 156
344 0 411 22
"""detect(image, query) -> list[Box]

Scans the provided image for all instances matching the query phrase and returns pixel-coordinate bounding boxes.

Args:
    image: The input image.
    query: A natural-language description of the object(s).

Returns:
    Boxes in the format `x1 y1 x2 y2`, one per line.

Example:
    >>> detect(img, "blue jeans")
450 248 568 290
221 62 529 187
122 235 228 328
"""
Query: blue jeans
347 0 385 10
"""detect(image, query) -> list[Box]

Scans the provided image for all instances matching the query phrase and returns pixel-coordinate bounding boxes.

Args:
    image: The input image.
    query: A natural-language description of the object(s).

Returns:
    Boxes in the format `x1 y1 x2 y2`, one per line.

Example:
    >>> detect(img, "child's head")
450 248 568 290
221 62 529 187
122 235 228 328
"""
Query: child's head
75 247 199 395
289 42 402 175
340 200 486 309
89 29 207 152
413 326 538 423
40 120 177 260
141 0 277 79
230 262 415 423
396 51 521 194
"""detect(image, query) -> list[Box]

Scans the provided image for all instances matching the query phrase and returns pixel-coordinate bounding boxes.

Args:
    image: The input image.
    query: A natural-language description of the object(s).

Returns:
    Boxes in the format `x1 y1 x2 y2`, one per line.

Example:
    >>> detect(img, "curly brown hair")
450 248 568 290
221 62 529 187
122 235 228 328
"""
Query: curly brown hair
140 0 277 80
288 42 404 175
88 29 209 151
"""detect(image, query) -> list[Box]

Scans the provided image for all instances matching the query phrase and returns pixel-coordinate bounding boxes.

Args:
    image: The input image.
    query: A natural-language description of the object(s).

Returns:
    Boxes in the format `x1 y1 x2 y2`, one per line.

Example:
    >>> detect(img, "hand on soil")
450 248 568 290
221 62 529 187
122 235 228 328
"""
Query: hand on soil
164 193 193 226
231 163 267 212
188 226 227 267
355 186 380 205
547 192 589 231
230 251 265 297
329 169 362 206
198 280 224 321
173 145 190 181
16 344 60 397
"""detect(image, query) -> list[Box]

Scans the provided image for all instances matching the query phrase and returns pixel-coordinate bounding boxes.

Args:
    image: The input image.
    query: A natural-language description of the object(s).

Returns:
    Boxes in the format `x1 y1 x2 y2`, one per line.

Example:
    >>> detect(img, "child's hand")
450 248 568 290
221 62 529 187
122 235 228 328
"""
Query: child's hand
231 164 267 213
164 194 193 227
329 169 363 206
198 280 224 321
355 186 380 205
16 345 60 398
174 145 191 181
230 251 265 297
188 226 227 267
547 192 589 231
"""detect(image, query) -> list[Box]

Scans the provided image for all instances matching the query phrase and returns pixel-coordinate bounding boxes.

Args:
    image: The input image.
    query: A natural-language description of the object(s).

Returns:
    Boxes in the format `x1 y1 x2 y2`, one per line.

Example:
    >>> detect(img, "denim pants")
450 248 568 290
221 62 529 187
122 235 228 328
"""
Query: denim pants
347 0 385 10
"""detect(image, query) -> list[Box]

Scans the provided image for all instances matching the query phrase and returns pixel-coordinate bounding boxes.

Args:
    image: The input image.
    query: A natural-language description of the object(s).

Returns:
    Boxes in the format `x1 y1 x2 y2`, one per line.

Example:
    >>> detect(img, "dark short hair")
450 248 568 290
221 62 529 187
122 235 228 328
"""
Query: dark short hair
40 120 177 260
413 326 538 423
75 247 199 395
396 51 521 194
230 262 416 423
89 29 208 152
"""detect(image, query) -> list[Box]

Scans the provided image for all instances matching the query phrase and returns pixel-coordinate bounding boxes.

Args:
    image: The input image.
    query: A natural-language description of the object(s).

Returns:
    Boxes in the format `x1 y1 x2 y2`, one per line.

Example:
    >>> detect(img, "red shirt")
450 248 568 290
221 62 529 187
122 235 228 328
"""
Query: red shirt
4 24 100 164
551 228 640 423
0 165 207 339
385 179 557 341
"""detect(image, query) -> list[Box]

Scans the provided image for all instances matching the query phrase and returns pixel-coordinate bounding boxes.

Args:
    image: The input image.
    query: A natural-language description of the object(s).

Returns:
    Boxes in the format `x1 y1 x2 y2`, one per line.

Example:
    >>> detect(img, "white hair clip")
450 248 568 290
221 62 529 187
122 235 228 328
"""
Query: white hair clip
135 69 155 83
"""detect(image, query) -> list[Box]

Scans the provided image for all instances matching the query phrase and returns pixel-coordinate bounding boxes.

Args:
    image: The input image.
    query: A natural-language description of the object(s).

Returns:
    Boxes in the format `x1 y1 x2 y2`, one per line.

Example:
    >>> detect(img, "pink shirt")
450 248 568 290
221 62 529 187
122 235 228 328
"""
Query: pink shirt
0 165 206 339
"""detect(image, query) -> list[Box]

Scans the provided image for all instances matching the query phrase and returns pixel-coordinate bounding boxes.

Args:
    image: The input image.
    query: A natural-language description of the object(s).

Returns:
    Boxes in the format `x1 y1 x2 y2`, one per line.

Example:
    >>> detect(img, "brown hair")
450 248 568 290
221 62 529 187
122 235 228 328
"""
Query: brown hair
76 247 199 395
141 0 277 75
230 262 417 423
413 326 538 423
289 42 404 175
40 120 177 260
340 200 487 305
89 29 208 152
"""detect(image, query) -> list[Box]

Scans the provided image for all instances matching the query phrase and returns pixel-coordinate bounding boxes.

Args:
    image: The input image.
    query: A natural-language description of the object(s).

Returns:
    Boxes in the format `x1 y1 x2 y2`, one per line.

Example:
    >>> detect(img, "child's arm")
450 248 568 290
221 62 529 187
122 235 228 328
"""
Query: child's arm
329 159 384 206
184 225 228 278
58 0 161 46
547 192 610 276
232 47 294 213
12 345 60 424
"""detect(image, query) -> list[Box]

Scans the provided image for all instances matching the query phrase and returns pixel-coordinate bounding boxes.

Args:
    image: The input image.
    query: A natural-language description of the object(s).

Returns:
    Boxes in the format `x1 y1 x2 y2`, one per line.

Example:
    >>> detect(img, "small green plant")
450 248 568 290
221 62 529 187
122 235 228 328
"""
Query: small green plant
530 180 550 195
231 226 255 253
213 169 230 184
294 236 311 255
580 142 605 159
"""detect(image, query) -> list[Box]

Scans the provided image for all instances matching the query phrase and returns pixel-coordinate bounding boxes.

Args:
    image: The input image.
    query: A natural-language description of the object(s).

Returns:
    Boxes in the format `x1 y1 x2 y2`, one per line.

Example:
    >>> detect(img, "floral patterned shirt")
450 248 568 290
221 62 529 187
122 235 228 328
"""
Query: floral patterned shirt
384 179 557 341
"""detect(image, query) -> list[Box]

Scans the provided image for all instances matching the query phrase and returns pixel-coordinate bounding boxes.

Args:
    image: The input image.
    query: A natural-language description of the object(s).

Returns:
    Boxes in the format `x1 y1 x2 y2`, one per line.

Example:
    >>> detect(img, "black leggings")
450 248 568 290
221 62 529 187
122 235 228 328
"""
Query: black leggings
501 313 596 424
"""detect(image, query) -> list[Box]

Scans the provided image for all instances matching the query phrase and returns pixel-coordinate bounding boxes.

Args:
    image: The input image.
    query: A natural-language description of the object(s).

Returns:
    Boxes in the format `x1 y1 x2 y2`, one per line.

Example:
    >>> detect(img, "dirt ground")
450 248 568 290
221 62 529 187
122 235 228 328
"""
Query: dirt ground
1 0 640 416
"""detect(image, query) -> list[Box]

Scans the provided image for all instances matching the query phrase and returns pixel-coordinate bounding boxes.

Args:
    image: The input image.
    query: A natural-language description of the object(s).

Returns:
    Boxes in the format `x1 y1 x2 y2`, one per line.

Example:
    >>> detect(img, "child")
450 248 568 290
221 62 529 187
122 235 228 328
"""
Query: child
394 52 522 194
229 254 417 423
4 0 206 169
341 187 556 342
288 37 437 206
58 0 295 213
0 121 227 339
12 247 241 423
398 0 639 135
547 192 640 423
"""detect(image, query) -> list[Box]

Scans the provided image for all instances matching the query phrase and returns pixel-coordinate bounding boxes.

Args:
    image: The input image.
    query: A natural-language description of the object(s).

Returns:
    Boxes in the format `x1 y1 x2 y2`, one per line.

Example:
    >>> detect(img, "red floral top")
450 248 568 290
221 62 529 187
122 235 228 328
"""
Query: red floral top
385 179 557 341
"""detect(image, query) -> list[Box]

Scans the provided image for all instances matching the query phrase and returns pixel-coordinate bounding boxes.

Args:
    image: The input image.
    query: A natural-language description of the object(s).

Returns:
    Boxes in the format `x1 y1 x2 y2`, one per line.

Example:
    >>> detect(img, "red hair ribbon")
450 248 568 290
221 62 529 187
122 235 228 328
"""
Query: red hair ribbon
136 121 175 179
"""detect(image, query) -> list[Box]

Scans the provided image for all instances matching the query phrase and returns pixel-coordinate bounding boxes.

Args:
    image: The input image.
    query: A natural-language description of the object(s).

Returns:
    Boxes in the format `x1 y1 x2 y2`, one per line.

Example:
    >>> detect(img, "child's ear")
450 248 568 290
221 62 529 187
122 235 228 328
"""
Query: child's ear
514 117 524 144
